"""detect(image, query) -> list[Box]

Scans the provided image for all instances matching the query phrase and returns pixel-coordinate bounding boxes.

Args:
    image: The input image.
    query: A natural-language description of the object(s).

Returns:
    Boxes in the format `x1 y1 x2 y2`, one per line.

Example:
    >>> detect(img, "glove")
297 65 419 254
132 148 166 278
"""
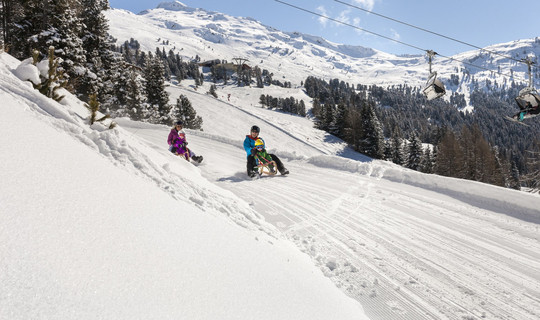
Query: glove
251 148 257 156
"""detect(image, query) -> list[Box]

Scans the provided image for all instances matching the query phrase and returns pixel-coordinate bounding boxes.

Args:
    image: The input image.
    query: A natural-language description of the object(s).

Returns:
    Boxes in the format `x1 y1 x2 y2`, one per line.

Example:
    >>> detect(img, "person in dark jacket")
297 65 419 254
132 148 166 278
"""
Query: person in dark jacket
243 125 288 177
168 121 203 163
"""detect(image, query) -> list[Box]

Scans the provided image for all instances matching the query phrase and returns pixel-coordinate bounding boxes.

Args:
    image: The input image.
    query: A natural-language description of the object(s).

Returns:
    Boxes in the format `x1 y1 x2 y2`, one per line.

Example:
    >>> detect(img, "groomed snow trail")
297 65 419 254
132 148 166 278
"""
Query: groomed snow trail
123 117 540 320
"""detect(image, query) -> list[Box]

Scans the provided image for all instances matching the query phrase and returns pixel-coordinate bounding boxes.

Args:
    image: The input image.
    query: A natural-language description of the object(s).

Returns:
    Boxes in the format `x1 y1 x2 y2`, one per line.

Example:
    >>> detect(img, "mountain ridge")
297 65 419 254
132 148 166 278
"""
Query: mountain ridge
107 1 540 102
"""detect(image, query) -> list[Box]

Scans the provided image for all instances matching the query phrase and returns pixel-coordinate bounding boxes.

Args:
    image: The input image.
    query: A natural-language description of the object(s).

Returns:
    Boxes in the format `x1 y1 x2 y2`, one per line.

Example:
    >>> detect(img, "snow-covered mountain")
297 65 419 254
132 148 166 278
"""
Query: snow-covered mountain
106 1 540 101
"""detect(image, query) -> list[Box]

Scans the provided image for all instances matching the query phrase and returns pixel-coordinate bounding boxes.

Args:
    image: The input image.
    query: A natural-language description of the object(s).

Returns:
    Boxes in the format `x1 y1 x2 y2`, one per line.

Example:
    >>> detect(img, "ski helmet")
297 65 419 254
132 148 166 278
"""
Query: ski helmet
255 139 264 149
251 125 260 133
175 120 183 126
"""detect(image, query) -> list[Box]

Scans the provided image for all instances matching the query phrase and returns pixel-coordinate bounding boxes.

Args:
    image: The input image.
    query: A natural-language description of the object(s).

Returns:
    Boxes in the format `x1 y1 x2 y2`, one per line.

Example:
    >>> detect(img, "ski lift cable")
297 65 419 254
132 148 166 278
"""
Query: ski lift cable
274 0 425 52
275 0 515 79
333 0 530 66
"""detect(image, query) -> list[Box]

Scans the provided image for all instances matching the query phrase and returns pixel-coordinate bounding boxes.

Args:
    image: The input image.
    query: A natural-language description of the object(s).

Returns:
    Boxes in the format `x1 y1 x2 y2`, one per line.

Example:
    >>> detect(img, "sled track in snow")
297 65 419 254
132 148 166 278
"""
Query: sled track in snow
229 161 540 320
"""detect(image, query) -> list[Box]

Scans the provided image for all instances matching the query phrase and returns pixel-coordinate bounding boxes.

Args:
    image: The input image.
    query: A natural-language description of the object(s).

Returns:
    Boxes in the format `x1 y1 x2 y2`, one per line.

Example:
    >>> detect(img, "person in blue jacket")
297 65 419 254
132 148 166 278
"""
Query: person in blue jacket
243 125 289 177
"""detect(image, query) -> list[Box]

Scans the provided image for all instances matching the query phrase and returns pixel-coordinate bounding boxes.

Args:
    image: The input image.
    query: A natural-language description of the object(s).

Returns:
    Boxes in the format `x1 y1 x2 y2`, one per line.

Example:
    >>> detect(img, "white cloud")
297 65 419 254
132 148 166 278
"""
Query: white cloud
352 0 376 10
334 9 352 26
390 28 400 40
316 6 329 28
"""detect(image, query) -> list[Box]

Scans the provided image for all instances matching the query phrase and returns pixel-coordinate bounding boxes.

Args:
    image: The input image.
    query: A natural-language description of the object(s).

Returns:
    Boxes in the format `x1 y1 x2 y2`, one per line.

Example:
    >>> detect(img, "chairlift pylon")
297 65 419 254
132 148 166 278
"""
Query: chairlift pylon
422 50 446 101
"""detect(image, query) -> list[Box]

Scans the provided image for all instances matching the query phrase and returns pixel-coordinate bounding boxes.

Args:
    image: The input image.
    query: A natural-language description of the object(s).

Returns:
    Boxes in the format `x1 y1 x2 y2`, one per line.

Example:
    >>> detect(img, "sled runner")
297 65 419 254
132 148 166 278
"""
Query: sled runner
254 153 277 176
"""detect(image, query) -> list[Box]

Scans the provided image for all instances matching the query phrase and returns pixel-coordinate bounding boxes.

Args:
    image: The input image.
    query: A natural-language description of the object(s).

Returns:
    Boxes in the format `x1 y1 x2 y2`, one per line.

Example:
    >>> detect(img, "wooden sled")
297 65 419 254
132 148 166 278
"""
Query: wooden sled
255 155 277 176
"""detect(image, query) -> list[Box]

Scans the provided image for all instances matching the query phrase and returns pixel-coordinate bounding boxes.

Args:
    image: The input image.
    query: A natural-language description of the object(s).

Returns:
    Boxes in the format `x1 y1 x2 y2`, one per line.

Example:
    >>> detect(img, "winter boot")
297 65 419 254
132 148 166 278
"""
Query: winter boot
192 155 203 163
279 167 289 175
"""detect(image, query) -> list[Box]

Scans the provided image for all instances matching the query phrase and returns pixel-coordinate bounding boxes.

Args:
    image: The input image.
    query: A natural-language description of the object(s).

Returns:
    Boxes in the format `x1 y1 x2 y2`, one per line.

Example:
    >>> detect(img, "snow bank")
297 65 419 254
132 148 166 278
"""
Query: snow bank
0 53 368 320
306 153 540 223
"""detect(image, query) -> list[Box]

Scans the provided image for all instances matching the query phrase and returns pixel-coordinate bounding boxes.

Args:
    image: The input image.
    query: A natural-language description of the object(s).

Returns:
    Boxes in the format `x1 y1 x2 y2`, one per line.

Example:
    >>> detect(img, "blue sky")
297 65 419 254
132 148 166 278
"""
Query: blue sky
109 0 540 56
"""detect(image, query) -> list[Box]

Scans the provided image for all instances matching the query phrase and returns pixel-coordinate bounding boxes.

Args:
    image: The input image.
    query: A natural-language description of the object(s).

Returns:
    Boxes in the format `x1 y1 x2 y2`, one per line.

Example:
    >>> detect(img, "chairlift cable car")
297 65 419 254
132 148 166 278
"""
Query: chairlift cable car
515 58 540 109
422 50 446 101
507 58 540 122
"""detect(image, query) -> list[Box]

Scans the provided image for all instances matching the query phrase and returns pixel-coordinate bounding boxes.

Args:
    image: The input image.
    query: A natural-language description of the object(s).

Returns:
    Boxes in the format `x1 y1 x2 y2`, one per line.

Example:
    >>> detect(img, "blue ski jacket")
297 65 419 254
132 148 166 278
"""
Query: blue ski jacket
243 135 265 158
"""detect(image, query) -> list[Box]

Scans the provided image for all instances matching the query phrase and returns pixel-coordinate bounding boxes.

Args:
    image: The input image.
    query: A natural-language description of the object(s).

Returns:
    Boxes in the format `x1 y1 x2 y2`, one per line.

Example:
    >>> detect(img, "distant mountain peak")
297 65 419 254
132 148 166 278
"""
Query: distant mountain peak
156 1 188 11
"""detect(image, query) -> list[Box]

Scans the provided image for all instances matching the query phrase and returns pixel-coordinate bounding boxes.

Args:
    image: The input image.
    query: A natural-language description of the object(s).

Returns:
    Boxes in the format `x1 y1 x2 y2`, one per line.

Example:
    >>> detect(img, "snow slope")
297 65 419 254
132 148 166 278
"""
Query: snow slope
116 77 540 320
0 53 367 319
2 5 540 319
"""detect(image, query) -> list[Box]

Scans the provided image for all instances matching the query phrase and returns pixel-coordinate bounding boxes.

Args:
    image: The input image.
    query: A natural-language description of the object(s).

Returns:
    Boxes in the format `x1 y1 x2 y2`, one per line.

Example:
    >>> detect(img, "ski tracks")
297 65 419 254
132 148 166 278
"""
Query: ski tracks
124 121 540 320
216 157 540 320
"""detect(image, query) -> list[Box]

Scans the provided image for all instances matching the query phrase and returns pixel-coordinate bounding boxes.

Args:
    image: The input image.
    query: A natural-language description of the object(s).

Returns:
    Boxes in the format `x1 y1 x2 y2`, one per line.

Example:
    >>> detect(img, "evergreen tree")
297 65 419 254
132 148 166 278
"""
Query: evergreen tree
311 98 322 119
384 140 393 161
172 95 202 130
143 53 170 123
12 0 86 87
208 84 218 98
1 0 24 52
33 0 86 90
332 103 346 137
509 160 521 190
125 68 148 121
434 130 464 177
298 100 306 117
10 0 47 59
79 0 117 101
420 148 434 173
521 140 540 192
85 93 110 125
254 65 263 88
406 132 423 171
343 106 362 151
33 47 67 102
390 127 405 165
259 94 267 107
358 103 384 159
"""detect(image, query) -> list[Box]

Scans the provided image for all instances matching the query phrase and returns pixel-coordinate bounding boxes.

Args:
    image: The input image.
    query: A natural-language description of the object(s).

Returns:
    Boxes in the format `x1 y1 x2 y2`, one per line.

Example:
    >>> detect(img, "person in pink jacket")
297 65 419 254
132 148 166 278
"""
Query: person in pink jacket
168 121 203 163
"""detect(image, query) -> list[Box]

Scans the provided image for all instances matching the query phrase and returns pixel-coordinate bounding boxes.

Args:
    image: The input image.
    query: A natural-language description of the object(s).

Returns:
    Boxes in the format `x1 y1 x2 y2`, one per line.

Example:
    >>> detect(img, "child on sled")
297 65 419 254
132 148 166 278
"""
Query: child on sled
243 125 289 177
167 121 203 163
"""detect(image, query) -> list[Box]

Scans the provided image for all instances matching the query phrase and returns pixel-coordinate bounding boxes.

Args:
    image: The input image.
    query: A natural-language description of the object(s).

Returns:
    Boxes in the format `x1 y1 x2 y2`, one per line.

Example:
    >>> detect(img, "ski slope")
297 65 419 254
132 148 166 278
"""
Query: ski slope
0 53 368 320
116 80 540 320
2 47 540 319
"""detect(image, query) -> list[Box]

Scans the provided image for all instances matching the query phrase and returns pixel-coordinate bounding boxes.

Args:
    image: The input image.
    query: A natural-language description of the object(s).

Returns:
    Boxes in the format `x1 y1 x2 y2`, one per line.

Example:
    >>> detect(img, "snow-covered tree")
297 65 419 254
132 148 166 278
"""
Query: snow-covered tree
358 103 384 159
406 132 423 171
390 127 405 165
254 66 263 88
33 47 67 102
125 69 148 121
420 147 434 174
11 0 86 87
78 0 117 101
143 53 170 124
172 95 202 130
208 84 218 98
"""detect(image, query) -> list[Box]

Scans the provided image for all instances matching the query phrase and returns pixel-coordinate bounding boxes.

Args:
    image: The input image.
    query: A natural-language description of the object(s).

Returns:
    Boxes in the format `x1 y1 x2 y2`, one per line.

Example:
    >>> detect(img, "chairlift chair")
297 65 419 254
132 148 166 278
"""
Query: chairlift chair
515 86 540 110
515 59 540 110
422 50 446 101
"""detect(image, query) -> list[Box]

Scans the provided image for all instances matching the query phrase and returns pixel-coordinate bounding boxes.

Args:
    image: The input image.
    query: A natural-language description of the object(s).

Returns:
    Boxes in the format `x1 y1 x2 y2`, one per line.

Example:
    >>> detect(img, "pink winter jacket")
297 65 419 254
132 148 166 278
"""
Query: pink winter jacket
167 128 179 145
